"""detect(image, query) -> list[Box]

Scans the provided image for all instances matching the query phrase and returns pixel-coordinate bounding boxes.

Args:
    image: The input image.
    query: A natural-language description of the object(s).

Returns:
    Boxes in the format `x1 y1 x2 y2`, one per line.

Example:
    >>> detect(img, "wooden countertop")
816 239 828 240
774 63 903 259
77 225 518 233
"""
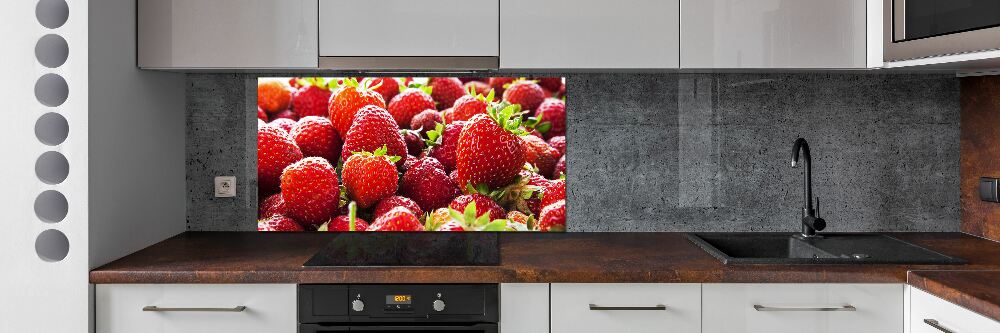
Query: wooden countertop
91 232 1000 285
908 270 1000 322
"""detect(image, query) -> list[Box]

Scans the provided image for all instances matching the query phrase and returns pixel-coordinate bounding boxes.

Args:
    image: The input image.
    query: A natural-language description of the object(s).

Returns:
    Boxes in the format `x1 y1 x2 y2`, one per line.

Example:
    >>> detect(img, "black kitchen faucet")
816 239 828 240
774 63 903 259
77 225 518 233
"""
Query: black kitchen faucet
791 138 826 237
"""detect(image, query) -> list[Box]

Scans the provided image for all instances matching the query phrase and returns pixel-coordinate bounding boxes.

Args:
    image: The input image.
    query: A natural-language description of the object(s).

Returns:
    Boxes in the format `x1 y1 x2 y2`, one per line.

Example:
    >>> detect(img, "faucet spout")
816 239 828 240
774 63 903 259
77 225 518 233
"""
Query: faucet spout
791 138 825 237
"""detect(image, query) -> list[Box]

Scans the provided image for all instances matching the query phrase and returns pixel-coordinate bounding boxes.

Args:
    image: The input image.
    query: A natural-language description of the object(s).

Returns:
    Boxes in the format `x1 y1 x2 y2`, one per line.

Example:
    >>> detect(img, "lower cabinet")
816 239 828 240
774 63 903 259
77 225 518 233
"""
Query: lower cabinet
702 284 903 333
909 287 1000 333
550 283 701 333
96 284 297 333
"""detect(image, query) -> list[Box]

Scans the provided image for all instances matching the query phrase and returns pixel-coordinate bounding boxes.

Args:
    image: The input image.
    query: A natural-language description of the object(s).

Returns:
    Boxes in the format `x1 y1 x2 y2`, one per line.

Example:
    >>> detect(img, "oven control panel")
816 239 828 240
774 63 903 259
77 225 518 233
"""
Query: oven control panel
298 284 498 323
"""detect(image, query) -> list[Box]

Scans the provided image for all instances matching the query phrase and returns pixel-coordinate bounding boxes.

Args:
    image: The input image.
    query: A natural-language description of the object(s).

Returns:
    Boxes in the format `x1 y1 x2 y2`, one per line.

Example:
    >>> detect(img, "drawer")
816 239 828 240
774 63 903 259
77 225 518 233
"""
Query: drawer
703 283 903 333
910 287 1000 333
96 284 296 333
550 283 700 333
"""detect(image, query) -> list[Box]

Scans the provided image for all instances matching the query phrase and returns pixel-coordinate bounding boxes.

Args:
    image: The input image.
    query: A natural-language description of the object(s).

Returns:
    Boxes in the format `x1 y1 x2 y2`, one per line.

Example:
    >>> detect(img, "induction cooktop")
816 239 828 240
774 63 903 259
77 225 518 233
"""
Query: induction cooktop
303 232 501 266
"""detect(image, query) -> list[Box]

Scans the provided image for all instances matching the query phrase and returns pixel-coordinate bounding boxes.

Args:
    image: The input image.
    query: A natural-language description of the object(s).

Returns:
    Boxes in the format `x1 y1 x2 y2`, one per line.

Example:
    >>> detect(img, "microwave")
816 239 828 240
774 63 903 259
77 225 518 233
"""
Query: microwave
884 0 1000 62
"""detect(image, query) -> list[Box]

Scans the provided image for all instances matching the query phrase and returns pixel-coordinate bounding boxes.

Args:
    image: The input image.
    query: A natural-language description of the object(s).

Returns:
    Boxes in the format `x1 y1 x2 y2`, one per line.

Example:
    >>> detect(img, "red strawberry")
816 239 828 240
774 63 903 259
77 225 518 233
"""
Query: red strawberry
520 135 559 178
342 147 400 209
401 157 460 211
488 77 515 96
548 136 566 158
437 221 466 231
269 118 297 133
427 121 465 172
258 193 287 219
464 81 492 98
402 155 419 172
257 107 268 121
288 77 303 89
538 199 566 232
368 206 425 231
280 157 339 226
291 78 333 118
454 106 525 189
258 118 265 127
272 109 298 121
410 109 443 131
402 129 424 157
327 215 369 231
450 89 495 122
449 194 505 220
536 98 566 139
502 79 545 113
458 77 485 83
341 105 407 166
258 214 304 231
369 77 401 104
554 155 566 177
258 125 304 195
290 116 342 163
374 195 424 218
519 169 551 215
328 78 386 138
258 80 292 113
428 77 466 110
533 77 563 93
541 179 566 208
388 85 436 128
506 211 531 225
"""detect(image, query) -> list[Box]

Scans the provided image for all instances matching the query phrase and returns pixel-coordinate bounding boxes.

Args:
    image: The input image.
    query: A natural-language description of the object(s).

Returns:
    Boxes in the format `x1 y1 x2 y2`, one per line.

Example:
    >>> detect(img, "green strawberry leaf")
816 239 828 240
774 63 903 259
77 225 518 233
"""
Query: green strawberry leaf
481 220 508 231
534 121 552 134
463 201 477 223
317 221 330 231
348 201 358 231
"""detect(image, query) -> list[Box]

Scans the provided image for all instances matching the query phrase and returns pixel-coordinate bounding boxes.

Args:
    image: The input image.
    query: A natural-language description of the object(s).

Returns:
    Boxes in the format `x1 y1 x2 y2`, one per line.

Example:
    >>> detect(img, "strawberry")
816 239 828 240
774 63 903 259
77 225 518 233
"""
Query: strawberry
557 84 566 98
258 80 292 113
269 118 297 133
533 77 563 93
488 77 515 96
458 77 485 83
538 199 566 232
258 125 304 195
291 78 333 118
388 84 436 128
506 211 533 230
437 221 466 231
502 79 545 113
554 155 566 177
258 118 265 127
401 157 460 211
290 116 342 163
426 121 465 172
368 206 425 231
342 146 401 209
280 157 339 226
258 214 304 231
341 105 407 166
410 109 443 131
258 193 287 219
257 107 268 121
328 78 386 138
547 136 566 158
427 207 453 231
374 195 424 218
518 170 551 215
402 155 419 171
428 77 466 110
536 98 566 139
450 89 495 122
520 135 559 178
369 77 401 104
327 215 369 231
464 81 492 98
454 105 525 189
272 109 299 121
449 194 505 220
541 179 566 208
288 77 303 89
402 129 424 157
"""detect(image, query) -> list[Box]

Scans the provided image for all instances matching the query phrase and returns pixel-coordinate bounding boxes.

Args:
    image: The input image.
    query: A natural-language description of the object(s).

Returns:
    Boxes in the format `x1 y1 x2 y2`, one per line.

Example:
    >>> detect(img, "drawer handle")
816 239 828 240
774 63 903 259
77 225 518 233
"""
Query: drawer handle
143 306 247 312
753 304 856 312
923 319 955 333
589 304 667 311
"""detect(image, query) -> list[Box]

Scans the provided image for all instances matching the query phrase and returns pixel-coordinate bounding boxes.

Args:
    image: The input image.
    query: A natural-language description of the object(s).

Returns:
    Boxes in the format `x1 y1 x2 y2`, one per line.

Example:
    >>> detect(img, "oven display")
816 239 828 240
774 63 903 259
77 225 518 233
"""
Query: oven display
386 294 412 305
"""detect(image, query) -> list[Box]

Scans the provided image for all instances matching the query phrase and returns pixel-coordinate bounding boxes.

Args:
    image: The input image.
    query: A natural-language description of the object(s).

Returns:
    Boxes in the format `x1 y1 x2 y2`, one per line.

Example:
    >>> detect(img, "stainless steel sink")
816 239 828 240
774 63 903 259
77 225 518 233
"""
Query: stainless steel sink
686 233 965 265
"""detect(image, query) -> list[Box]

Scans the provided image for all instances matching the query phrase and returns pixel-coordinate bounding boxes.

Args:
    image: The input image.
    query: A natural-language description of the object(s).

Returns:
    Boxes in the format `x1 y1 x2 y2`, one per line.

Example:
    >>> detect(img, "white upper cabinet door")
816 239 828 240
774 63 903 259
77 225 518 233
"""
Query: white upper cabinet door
681 0 872 68
319 0 499 57
138 0 318 69
500 0 680 69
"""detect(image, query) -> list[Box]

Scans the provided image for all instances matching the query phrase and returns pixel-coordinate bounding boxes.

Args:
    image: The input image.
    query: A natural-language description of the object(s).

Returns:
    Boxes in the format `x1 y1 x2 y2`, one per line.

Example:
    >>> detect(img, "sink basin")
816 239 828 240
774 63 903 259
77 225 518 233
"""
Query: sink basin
686 233 965 265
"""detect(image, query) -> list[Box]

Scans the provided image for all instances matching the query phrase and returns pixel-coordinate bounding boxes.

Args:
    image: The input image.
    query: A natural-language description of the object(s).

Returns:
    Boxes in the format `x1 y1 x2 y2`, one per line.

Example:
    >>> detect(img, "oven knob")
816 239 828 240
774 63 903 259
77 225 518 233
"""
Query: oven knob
432 299 446 312
351 299 365 312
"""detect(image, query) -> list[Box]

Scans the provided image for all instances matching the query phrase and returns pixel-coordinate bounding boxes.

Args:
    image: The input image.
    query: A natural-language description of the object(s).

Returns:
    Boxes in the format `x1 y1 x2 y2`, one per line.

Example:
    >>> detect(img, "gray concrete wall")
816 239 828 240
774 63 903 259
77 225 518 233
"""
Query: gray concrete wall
186 73 960 232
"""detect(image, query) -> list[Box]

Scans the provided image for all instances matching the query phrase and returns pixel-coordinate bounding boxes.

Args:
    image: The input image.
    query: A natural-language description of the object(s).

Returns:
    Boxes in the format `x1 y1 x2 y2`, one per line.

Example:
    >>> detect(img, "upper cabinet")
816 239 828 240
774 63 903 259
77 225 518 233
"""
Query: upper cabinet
500 0 680 69
680 0 881 69
137 0 318 69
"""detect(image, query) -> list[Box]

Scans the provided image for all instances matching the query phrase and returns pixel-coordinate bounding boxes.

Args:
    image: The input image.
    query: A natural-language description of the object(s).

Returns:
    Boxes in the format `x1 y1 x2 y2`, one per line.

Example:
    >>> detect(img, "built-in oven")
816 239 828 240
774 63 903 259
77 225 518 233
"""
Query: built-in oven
884 0 1000 61
299 284 498 333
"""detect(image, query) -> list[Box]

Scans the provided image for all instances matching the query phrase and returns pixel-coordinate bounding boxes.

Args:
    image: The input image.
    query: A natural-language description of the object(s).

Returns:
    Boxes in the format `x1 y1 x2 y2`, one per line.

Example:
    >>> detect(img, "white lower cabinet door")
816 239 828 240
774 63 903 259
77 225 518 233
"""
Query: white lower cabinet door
500 283 549 333
702 283 903 333
910 287 1000 333
96 284 297 333
551 283 701 333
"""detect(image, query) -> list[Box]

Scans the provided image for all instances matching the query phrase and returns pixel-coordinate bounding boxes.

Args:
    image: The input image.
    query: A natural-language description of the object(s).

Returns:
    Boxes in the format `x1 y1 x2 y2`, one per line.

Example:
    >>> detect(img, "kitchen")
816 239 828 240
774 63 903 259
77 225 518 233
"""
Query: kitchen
3 0 1000 332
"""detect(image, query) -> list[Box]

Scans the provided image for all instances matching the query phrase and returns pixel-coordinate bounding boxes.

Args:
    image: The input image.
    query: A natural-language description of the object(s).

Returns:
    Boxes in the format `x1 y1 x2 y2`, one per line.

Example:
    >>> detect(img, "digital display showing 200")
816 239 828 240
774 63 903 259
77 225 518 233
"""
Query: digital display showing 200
386 295 412 305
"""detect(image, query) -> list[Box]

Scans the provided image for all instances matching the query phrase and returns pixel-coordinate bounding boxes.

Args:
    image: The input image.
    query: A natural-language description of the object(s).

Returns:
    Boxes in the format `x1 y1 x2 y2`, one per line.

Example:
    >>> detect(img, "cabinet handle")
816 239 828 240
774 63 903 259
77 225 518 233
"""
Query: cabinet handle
142 306 247 312
923 319 955 333
753 304 856 312
589 304 667 311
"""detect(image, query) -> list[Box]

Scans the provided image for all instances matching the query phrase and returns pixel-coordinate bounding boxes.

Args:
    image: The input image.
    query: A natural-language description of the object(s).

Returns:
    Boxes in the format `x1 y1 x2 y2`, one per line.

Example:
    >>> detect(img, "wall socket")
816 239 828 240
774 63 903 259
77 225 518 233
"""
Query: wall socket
214 176 236 197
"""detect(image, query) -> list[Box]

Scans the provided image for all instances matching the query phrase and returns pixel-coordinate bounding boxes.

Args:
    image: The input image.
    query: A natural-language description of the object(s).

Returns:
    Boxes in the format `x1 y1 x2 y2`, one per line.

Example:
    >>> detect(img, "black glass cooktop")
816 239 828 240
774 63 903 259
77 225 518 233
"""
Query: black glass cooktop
303 232 500 266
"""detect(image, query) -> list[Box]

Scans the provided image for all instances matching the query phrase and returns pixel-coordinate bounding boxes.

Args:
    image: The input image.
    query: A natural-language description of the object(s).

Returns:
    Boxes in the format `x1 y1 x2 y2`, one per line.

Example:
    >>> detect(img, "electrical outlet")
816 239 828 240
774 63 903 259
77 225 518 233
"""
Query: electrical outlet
215 176 236 198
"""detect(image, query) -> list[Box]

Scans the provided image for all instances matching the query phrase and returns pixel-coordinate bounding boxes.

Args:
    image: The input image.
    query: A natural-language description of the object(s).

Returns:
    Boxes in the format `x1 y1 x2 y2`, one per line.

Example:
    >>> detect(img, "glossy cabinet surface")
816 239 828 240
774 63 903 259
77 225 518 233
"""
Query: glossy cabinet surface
96 284 297 333
702 283 903 333
910 287 1000 333
500 284 549 333
501 0 680 69
681 0 871 68
550 283 700 333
